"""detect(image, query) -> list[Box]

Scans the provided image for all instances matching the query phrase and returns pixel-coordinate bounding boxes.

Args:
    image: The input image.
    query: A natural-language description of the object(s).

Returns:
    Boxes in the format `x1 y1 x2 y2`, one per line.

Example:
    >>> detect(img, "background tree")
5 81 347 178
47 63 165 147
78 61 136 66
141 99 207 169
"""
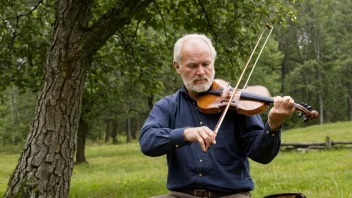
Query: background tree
1 0 327 196
0 86 37 145
3 0 153 197
277 0 352 126
327 0 352 121
72 0 296 163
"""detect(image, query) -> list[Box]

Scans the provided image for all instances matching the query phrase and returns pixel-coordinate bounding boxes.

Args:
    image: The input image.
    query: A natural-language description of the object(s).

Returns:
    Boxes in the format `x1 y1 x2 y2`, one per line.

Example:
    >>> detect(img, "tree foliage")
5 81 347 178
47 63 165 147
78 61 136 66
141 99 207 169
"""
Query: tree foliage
2 0 351 196
278 0 352 126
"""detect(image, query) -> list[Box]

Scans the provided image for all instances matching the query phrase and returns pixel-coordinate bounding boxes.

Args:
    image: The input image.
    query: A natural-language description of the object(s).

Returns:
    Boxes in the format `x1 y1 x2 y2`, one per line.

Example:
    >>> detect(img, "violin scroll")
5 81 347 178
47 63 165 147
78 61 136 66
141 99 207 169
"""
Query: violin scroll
295 102 319 122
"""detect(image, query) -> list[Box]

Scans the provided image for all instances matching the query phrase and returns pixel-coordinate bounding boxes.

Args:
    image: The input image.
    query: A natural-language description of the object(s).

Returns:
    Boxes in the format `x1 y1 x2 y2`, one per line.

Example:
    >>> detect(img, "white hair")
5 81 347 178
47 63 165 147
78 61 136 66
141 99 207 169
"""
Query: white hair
173 34 217 65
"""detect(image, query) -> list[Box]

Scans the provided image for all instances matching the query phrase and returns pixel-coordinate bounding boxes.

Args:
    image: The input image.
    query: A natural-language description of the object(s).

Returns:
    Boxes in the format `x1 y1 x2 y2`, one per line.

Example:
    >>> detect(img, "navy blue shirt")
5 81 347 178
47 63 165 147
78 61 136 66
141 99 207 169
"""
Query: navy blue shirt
139 86 281 193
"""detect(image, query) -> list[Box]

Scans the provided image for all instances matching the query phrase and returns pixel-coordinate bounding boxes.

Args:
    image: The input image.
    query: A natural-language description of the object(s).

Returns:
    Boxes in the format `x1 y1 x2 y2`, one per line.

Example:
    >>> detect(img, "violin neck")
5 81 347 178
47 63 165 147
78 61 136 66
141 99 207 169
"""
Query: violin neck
240 91 274 104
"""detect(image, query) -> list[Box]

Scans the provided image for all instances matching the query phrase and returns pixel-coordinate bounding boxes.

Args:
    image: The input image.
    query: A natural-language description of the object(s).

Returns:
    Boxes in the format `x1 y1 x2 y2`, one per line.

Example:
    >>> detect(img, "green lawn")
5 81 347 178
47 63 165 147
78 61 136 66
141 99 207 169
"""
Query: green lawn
1 121 352 198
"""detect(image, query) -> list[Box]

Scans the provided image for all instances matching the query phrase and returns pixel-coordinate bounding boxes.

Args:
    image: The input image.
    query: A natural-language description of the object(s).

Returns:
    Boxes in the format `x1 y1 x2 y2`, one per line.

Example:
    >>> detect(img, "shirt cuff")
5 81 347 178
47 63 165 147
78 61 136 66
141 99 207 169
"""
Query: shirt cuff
264 122 282 137
170 127 188 148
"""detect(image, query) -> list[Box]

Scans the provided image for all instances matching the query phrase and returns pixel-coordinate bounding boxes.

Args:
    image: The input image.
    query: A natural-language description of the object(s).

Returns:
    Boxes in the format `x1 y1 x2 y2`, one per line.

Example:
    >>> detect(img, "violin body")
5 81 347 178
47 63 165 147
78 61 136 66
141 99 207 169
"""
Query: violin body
197 79 319 120
198 79 271 115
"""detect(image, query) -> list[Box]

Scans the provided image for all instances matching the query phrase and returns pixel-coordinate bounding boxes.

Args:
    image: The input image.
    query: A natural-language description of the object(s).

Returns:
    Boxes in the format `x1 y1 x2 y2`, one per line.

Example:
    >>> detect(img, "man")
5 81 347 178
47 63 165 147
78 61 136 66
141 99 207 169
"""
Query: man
139 34 295 198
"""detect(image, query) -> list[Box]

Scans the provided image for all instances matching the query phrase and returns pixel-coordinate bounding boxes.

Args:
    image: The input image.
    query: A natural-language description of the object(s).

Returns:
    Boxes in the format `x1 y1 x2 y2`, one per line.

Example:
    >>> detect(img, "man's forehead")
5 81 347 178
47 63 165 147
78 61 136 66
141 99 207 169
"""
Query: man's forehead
185 59 211 64
183 38 209 49
182 40 211 56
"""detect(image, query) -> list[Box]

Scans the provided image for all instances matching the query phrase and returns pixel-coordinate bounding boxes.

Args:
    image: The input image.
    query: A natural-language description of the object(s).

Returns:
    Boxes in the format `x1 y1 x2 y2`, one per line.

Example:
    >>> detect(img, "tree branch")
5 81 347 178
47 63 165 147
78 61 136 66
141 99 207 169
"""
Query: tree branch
3 0 43 22
197 0 218 41
116 29 143 71
196 0 238 70
152 0 170 49
3 0 43 51
7 18 18 51
81 0 153 55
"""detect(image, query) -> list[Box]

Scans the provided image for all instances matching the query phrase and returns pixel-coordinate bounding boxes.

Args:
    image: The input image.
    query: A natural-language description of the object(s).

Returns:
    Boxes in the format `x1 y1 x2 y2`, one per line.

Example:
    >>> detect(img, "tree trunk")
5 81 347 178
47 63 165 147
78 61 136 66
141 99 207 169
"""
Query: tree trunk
105 119 111 142
349 96 352 121
111 119 118 144
349 78 352 121
131 118 138 139
313 16 323 124
5 1 93 197
280 56 287 93
10 84 20 125
126 118 131 143
75 118 88 164
318 93 324 124
148 96 154 110
4 0 152 197
4 53 90 197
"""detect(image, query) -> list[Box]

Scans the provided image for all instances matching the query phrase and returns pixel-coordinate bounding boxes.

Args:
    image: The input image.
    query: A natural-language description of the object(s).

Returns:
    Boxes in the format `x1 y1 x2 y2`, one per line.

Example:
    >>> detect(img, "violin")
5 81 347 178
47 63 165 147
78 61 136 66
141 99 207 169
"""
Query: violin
206 24 319 134
197 79 319 121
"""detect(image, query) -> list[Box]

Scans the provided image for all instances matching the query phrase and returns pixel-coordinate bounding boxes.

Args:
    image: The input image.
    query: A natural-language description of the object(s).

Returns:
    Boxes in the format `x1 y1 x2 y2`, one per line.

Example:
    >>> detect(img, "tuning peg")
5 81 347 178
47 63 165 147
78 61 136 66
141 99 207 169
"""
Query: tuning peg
304 117 309 122
306 105 312 110
298 112 303 118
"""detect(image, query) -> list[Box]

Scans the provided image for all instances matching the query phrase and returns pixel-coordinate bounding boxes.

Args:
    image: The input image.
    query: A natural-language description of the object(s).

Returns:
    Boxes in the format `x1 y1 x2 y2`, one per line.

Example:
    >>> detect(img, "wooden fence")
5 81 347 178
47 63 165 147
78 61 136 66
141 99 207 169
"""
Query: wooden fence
281 136 352 151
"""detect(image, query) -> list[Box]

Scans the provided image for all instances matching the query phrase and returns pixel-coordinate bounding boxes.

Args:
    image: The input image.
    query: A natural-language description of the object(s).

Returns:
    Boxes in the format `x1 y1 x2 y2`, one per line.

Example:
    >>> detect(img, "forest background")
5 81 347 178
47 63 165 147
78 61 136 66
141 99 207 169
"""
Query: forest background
0 0 351 197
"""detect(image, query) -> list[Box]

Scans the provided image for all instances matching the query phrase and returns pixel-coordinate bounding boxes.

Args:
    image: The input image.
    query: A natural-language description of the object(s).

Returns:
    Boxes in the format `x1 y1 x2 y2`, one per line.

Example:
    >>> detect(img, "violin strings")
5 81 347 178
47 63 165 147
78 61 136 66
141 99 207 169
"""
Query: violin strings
213 24 273 134
243 26 274 88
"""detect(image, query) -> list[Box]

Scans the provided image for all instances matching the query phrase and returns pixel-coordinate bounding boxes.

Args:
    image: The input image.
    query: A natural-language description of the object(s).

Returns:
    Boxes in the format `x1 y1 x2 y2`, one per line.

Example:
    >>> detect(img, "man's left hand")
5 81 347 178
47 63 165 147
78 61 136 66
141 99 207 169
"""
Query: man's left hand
268 96 295 130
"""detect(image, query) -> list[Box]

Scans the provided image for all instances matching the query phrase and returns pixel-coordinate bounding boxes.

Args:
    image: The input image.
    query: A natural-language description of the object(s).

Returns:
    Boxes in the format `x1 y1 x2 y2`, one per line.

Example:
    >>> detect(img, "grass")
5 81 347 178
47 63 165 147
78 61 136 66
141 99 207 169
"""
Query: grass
252 150 352 198
1 121 352 198
281 121 352 142
69 143 167 198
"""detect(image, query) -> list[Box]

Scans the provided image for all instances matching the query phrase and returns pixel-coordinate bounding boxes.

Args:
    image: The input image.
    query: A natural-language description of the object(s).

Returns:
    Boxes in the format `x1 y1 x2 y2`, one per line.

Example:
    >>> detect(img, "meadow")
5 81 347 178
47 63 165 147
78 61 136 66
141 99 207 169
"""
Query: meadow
1 121 352 198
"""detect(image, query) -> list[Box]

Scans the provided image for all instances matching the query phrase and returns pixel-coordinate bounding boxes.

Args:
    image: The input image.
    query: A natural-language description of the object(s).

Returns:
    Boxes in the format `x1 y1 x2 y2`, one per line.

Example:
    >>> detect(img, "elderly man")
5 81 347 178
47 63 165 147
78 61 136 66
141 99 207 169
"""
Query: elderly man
139 34 295 198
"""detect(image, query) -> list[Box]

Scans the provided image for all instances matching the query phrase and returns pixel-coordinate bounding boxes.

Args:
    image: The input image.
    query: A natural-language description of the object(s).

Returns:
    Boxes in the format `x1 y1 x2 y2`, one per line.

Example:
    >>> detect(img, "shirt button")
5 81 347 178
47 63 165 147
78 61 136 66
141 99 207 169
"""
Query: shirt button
272 134 275 136
200 121 203 125
176 145 179 148
199 173 202 177
200 159 202 162
266 131 269 134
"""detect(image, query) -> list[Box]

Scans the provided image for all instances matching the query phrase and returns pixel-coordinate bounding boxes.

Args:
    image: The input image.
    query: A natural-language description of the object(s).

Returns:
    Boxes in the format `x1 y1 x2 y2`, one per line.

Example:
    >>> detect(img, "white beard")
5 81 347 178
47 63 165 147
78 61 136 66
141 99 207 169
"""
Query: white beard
182 70 215 93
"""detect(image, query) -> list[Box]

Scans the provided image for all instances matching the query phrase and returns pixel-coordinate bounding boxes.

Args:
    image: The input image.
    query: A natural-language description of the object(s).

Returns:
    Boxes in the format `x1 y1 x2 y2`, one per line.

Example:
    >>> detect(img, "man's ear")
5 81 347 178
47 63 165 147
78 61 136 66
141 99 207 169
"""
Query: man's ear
173 61 181 74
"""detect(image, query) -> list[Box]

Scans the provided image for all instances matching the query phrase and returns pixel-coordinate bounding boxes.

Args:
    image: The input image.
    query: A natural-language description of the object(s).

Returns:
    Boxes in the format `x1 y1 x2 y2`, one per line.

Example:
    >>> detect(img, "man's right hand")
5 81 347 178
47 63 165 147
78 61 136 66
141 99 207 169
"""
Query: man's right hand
183 126 217 152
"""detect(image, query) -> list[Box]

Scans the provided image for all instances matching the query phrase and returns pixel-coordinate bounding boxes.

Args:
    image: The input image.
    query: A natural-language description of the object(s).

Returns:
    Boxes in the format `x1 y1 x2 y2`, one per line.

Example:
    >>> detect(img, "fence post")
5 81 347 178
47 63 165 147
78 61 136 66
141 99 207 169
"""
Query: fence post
325 136 332 149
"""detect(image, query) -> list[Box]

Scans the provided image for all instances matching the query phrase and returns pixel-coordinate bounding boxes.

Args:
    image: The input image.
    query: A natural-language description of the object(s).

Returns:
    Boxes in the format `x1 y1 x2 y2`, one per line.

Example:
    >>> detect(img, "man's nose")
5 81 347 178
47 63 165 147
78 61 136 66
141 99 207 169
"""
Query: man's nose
196 66 205 75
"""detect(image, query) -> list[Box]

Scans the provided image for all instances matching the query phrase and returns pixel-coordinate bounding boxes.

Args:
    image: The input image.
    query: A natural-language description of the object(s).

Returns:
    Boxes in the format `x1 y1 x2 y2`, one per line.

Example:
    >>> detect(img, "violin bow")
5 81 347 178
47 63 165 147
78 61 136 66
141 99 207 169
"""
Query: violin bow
243 25 274 88
213 24 273 134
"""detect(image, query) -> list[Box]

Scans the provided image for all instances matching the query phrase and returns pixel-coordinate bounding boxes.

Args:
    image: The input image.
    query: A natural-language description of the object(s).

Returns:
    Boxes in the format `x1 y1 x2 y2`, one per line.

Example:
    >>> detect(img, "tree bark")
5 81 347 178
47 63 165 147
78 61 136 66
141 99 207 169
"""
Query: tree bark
104 119 111 142
5 1 93 196
4 0 152 197
111 119 118 144
75 118 88 164
349 80 352 121
148 96 154 110
10 84 20 125
131 118 138 139
348 70 352 121
126 118 131 143
75 93 91 164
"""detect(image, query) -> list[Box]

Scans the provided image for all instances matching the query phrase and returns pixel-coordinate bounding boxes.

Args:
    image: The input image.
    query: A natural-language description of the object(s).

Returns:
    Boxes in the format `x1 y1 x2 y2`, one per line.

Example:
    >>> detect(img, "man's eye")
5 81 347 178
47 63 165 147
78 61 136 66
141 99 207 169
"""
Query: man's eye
188 64 196 68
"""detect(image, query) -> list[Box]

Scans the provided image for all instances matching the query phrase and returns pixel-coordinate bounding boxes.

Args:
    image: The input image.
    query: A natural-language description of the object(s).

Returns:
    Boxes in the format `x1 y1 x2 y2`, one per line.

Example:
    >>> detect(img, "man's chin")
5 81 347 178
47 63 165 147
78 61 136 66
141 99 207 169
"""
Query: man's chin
191 85 211 93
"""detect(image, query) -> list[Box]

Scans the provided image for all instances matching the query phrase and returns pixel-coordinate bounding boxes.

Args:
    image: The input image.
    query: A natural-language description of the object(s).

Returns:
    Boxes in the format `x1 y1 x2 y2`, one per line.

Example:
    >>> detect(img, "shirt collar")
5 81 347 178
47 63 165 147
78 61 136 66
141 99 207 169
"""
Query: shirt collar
181 85 193 100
